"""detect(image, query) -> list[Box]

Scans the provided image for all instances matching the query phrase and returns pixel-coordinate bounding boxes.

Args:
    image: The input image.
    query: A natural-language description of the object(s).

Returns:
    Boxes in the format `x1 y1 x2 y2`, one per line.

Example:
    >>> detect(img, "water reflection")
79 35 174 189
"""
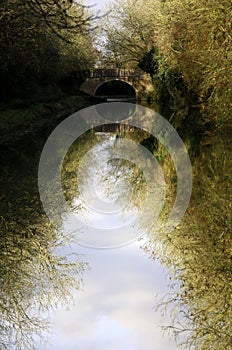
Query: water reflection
94 102 136 121
61 131 166 248
39 103 192 249
35 101 191 349
1 103 182 349
0 137 86 350
1 101 230 350
38 242 177 350
144 126 232 349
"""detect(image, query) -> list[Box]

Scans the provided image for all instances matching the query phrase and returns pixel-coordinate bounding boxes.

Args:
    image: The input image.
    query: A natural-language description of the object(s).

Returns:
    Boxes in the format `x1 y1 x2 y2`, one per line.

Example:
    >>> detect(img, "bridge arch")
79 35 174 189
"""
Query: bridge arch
94 79 136 99
80 69 155 100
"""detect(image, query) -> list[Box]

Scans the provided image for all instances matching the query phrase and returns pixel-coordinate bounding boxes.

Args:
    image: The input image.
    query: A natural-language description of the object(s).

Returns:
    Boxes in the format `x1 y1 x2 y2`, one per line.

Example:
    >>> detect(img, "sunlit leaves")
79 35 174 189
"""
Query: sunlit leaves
156 0 232 124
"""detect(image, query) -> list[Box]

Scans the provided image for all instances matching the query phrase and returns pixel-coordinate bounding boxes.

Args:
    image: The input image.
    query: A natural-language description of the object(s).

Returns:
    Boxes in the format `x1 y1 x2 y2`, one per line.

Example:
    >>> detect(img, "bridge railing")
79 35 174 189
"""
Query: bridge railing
89 68 144 78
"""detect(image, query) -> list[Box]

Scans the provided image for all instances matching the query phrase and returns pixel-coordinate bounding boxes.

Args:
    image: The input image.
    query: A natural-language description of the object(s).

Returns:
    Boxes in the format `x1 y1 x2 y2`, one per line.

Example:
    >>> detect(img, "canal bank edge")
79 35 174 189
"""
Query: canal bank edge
0 93 99 146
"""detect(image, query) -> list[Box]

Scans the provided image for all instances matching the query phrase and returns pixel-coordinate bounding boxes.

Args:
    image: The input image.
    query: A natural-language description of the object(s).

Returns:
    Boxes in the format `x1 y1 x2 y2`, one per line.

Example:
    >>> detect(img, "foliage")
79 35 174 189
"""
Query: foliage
100 0 159 67
103 0 232 127
0 0 97 100
102 2 232 347
138 47 159 76
18 0 94 40
156 0 232 125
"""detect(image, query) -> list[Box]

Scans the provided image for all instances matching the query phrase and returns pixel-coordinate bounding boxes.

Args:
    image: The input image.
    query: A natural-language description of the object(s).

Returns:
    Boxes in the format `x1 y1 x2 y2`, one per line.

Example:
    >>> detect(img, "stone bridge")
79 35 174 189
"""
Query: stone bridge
80 68 155 100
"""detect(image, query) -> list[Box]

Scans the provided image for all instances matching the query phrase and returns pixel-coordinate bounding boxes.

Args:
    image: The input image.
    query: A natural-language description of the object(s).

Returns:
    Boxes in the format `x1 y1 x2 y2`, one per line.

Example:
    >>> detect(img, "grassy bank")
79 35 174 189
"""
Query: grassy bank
0 92 96 145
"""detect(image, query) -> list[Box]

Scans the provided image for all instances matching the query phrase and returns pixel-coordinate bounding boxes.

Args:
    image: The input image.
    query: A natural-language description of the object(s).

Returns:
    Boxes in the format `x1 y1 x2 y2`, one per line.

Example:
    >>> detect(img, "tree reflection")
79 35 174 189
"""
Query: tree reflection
51 124 232 349
0 140 86 350
63 133 146 209
2 122 230 350
61 127 169 226
144 130 232 350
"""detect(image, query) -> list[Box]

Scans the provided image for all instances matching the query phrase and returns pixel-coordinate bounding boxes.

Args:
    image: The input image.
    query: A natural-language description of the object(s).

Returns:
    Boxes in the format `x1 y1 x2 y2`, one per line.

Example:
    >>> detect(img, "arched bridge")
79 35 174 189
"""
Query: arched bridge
80 68 155 100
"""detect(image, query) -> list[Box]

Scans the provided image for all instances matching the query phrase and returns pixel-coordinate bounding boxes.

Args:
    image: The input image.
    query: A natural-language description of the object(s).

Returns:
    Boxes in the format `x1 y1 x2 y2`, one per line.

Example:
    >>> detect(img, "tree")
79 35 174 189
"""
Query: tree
0 0 97 99
155 0 232 125
102 0 232 127
101 0 160 67
100 1 232 348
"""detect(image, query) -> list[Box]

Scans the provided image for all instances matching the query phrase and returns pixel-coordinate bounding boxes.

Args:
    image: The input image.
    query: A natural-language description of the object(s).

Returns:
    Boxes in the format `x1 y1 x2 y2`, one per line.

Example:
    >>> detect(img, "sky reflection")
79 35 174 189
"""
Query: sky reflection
36 104 186 349
39 241 177 350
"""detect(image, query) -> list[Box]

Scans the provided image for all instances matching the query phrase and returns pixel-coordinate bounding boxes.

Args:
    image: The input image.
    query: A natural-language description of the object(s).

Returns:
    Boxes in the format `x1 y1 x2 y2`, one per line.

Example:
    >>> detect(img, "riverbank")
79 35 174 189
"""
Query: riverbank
0 92 98 145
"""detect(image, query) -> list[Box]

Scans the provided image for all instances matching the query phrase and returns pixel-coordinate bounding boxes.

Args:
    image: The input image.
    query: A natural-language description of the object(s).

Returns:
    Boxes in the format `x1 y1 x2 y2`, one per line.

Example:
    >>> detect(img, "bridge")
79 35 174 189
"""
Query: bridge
80 68 155 100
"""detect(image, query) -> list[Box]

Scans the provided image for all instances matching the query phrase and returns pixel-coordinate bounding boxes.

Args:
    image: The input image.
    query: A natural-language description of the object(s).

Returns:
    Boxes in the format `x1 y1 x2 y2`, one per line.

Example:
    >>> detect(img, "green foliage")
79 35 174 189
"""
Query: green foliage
0 94 91 144
139 134 158 154
138 47 158 75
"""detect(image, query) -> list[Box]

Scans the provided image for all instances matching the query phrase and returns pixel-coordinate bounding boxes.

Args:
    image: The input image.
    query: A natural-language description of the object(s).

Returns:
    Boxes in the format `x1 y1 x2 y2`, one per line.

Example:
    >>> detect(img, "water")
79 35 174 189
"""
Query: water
0 101 231 350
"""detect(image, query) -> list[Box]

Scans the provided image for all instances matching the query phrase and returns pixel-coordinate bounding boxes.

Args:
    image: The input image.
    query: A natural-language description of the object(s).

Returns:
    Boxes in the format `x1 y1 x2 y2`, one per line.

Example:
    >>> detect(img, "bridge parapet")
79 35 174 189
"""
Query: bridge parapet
90 68 145 79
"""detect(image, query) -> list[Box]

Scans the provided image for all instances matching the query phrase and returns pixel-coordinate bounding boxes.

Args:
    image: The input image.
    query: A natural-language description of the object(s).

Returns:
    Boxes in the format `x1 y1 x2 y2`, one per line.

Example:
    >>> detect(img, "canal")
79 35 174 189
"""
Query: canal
0 100 231 350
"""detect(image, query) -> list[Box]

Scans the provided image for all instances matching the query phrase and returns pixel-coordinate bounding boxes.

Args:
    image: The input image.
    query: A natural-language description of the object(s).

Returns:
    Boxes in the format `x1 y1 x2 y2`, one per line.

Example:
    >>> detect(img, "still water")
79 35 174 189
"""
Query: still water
39 126 177 349
0 101 231 350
